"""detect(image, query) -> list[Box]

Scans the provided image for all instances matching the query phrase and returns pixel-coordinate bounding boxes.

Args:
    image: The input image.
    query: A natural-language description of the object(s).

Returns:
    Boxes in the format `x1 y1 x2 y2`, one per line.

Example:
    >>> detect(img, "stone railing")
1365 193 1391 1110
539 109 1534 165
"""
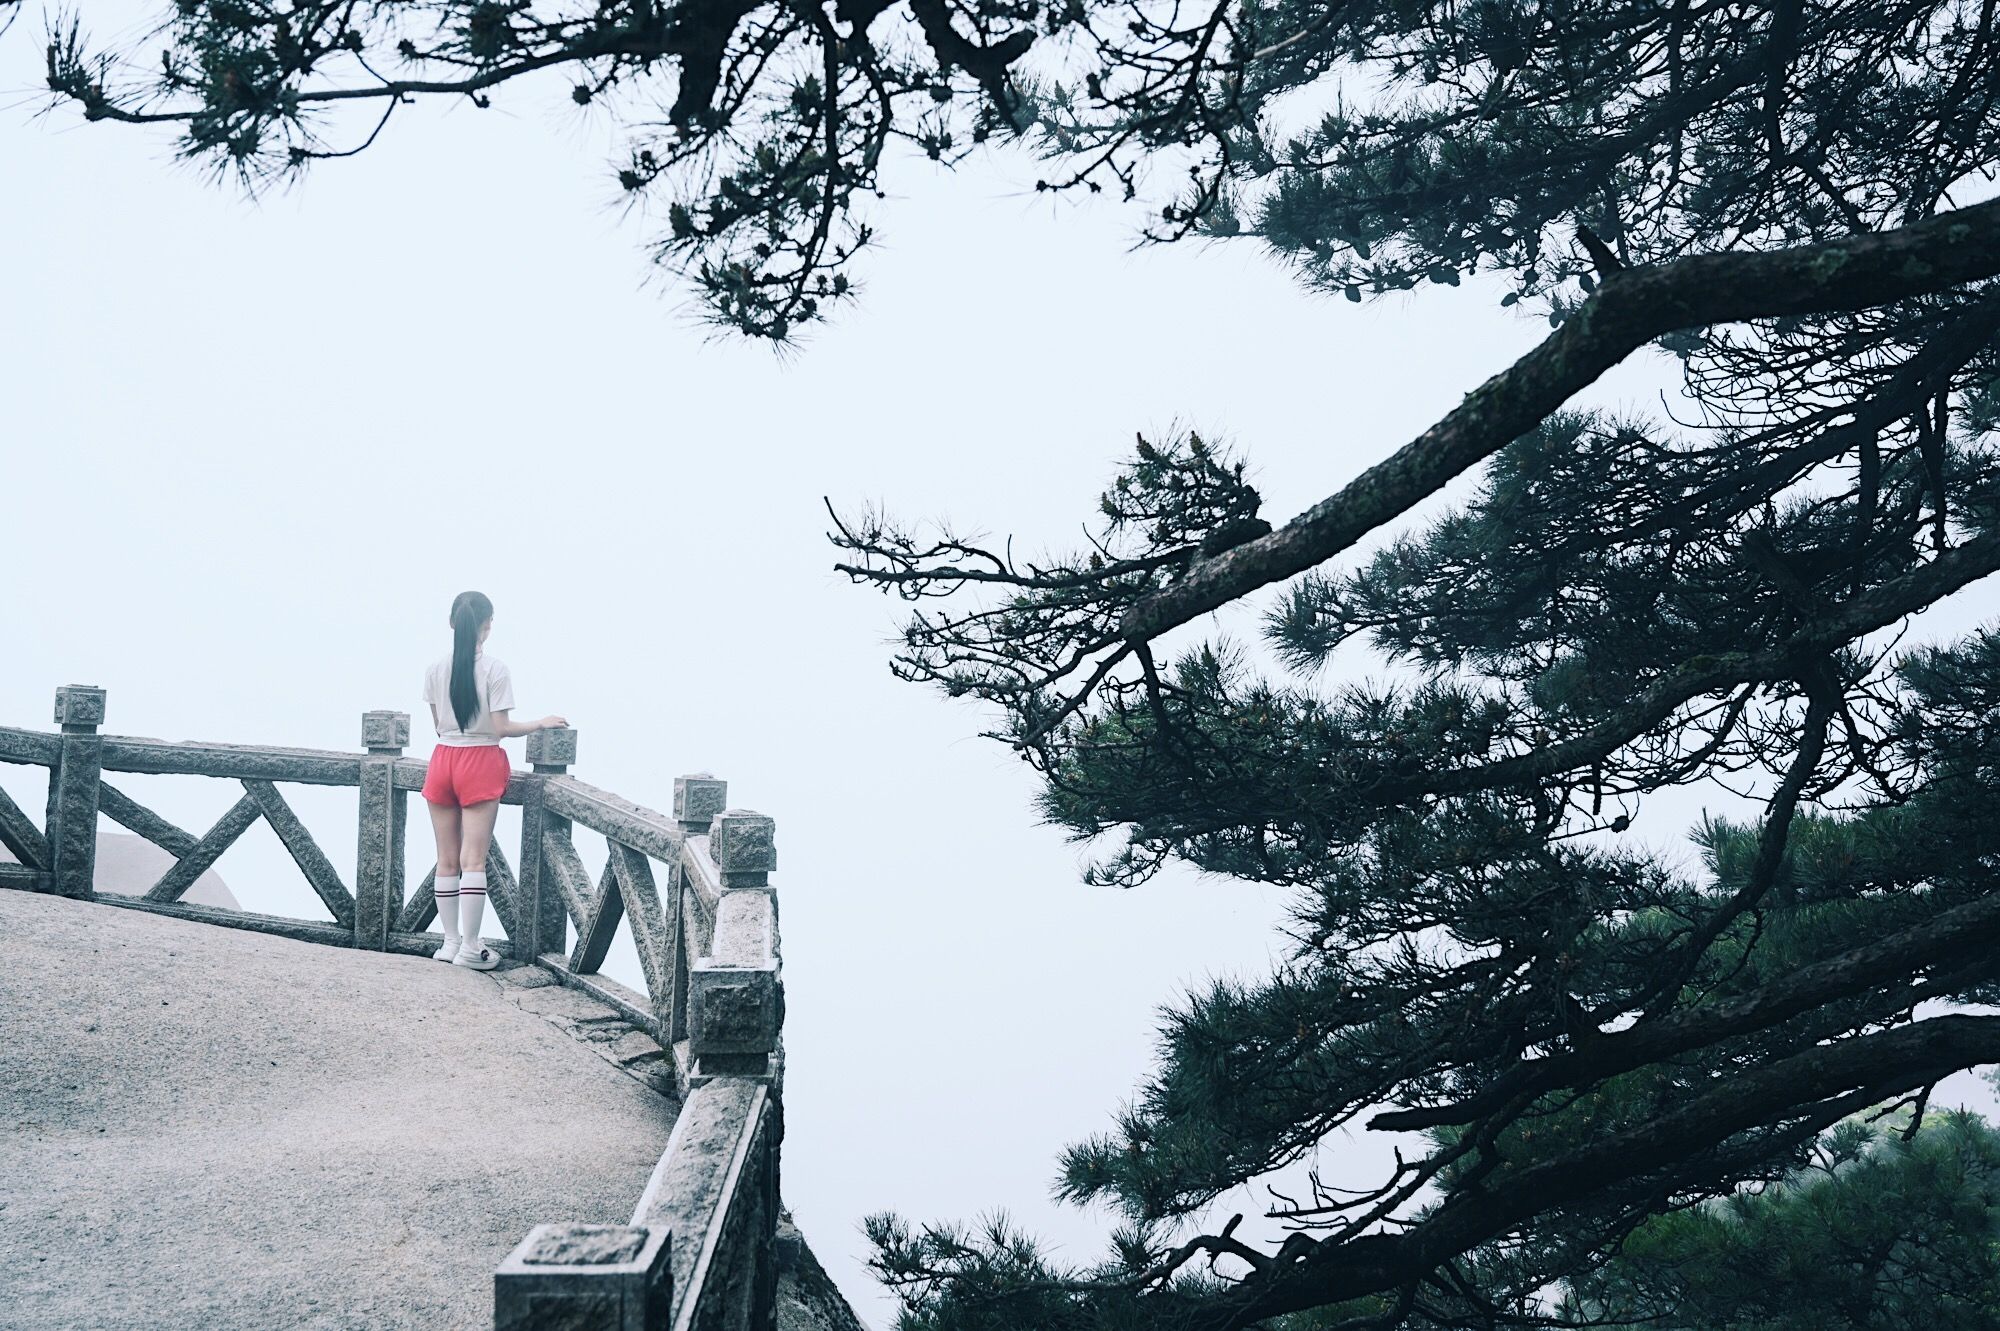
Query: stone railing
0 685 786 1331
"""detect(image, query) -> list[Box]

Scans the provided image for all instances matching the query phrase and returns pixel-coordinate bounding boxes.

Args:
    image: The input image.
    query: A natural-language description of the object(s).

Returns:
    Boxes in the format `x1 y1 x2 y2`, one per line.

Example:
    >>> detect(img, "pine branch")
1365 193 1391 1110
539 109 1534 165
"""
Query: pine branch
1121 198 2000 643
1191 1017 2000 1328
1367 884 2000 1133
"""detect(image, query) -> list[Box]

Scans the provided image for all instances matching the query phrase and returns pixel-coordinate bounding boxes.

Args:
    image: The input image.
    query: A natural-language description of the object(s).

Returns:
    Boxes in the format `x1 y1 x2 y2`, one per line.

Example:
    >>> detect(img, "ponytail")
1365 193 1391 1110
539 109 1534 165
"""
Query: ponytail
448 591 493 732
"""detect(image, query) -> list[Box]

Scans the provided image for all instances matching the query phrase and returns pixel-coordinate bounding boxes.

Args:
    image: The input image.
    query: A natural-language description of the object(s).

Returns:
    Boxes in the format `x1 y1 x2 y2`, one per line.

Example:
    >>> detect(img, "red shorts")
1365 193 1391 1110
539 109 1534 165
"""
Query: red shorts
422 744 510 807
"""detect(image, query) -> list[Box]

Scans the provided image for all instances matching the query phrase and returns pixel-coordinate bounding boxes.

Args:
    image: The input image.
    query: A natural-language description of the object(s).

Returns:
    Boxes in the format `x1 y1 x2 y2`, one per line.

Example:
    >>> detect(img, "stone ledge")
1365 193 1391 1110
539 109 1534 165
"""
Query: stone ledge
609 1031 665 1067
485 963 679 1105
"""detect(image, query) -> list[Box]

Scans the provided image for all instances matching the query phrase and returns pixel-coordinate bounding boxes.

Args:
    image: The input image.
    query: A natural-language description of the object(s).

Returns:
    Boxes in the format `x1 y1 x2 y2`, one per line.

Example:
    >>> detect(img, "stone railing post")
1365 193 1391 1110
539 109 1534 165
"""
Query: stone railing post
520 727 577 961
355 710 409 950
689 810 780 1085
494 1223 671 1331
47 685 106 899
668 774 727 1046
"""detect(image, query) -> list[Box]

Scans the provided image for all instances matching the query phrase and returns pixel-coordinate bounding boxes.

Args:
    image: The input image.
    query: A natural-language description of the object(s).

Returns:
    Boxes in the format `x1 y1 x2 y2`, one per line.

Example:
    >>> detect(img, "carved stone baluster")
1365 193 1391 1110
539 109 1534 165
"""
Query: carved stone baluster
521 726 576 962
47 686 106 900
709 808 774 891
355 710 409 950
672 773 728 839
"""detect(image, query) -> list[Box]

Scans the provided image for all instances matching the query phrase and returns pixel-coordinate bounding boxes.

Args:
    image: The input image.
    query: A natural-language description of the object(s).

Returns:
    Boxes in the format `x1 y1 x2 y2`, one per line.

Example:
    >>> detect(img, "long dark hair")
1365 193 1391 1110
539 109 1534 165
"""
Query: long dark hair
448 591 493 731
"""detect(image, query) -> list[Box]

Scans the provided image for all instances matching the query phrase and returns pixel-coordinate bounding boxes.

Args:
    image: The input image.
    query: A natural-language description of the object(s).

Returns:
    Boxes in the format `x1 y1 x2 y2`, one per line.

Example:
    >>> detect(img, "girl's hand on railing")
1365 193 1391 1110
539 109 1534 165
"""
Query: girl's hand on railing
539 715 568 730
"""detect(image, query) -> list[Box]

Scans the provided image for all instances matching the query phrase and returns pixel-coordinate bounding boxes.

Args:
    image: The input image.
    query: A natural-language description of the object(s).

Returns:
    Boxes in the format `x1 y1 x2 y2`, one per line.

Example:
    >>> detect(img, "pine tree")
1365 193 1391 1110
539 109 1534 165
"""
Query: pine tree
34 0 2000 1321
826 3 2000 1327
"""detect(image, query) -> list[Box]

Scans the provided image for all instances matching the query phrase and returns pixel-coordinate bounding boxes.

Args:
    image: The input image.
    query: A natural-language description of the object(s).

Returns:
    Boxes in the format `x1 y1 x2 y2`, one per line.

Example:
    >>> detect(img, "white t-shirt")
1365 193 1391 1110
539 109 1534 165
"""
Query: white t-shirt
424 653 516 747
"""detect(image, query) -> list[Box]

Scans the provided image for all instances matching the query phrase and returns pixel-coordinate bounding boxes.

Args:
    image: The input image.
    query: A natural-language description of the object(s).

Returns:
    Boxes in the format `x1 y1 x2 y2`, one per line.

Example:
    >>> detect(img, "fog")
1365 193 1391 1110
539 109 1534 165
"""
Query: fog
5 15 1997 1322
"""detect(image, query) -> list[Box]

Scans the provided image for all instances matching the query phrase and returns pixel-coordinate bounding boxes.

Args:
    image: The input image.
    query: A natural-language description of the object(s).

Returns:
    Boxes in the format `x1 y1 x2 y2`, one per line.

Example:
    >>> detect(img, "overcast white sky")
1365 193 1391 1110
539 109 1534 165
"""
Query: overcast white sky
5 11 2000 1324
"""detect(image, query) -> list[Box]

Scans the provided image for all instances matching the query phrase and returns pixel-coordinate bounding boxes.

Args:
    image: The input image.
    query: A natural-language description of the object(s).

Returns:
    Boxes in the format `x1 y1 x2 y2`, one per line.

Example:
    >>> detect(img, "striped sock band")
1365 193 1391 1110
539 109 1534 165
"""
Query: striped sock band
435 873 462 941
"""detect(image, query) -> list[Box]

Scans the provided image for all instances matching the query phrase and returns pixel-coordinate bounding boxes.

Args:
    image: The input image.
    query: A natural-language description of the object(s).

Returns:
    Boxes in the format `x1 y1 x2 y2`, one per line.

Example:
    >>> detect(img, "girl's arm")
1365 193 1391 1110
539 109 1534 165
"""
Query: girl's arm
489 709 566 738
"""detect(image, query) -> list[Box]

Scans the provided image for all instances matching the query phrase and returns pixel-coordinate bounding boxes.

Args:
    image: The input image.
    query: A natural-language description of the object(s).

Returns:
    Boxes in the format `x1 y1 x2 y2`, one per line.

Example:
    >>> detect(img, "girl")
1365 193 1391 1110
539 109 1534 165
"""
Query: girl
421 590 567 970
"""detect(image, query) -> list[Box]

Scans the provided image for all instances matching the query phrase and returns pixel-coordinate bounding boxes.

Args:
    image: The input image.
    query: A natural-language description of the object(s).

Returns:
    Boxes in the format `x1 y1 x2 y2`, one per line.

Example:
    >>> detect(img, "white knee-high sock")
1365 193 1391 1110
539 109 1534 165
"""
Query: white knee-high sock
457 871 488 950
435 874 462 944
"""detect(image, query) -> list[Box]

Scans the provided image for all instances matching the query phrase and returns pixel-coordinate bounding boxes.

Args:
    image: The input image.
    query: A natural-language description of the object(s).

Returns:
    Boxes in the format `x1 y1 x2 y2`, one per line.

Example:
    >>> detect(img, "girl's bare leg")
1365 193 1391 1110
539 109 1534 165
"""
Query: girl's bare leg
459 800 499 874
428 800 464 875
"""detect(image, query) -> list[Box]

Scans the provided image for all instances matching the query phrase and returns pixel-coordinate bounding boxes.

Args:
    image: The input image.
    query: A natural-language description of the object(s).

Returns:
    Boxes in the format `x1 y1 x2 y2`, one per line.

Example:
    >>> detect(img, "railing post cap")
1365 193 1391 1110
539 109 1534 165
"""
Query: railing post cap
53 685 106 731
710 808 776 874
526 726 577 771
494 1223 672 1331
360 710 410 754
689 967 783 1058
673 774 728 831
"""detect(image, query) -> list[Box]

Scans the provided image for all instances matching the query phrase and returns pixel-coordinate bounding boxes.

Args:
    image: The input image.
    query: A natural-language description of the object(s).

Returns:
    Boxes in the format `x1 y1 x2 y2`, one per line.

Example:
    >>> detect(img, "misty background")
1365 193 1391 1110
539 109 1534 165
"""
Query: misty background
4 11 1996 1322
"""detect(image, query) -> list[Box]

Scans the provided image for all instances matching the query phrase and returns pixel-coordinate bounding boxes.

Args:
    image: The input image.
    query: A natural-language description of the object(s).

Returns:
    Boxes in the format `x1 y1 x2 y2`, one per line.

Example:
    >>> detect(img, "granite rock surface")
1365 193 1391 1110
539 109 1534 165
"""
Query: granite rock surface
0 889 675 1330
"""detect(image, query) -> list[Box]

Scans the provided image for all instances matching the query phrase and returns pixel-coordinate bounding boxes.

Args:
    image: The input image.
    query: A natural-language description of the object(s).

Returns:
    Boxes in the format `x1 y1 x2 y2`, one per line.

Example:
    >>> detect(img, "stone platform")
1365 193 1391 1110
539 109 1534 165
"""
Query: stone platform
0 889 681 1330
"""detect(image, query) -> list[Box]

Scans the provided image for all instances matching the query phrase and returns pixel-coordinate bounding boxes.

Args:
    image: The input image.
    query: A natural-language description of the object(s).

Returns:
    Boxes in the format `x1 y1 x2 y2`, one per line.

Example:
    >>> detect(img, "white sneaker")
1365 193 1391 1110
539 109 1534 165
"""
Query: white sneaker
453 943 500 971
433 939 460 962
